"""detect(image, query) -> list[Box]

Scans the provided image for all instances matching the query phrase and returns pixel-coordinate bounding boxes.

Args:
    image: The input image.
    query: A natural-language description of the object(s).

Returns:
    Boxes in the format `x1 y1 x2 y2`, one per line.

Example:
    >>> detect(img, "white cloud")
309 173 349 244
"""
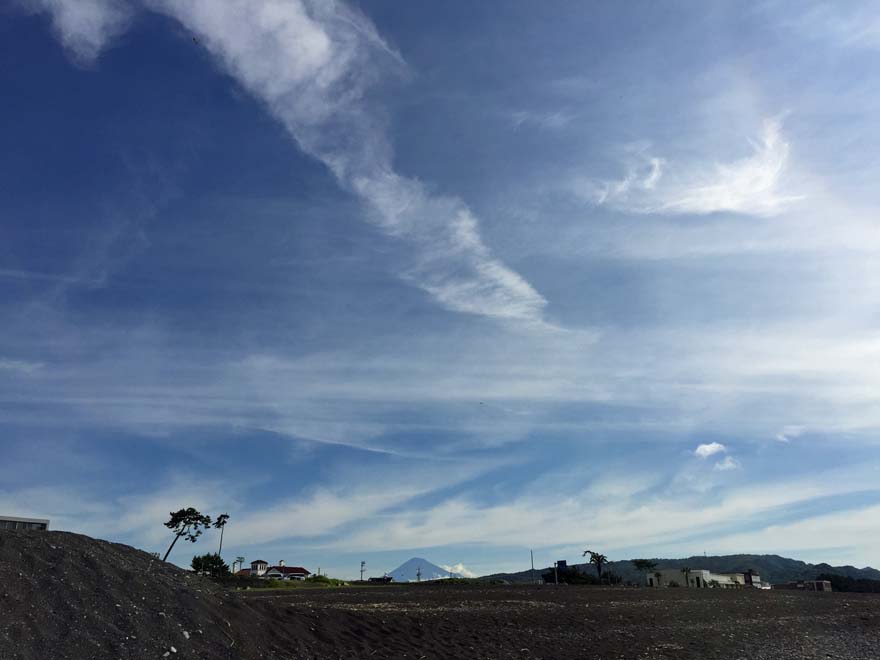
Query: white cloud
713 455 740 471
776 425 806 443
580 119 801 217
694 442 726 458
18 0 132 64
441 562 476 578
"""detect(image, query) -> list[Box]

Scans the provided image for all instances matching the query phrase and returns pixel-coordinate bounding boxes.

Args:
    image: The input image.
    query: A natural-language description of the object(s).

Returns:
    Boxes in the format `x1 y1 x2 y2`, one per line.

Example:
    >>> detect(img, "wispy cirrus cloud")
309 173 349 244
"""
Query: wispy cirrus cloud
333 463 880 560
577 119 801 217
784 1 880 51
26 0 547 324
0 268 104 286
0 358 44 374
509 109 575 131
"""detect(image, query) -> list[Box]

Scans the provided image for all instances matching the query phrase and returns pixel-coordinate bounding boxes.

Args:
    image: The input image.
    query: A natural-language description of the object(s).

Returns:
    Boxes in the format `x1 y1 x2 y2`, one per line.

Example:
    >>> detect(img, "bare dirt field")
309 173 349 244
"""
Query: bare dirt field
3 530 880 660
242 584 880 660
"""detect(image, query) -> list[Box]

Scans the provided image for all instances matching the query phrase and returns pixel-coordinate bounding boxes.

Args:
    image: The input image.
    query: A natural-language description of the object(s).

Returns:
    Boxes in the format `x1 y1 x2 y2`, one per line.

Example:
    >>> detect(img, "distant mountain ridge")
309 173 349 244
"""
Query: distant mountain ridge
482 554 880 585
388 557 462 582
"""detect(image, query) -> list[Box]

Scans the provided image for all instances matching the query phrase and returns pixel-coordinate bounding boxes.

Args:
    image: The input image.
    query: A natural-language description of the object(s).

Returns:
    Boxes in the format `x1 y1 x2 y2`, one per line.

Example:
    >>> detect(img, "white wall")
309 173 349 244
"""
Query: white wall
646 569 746 588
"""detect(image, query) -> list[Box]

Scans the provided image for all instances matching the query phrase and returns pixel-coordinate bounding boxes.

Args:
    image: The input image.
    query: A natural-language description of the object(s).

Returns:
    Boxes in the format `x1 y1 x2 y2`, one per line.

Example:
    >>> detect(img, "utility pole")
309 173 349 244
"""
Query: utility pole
531 550 535 584
360 561 366 581
554 561 559 585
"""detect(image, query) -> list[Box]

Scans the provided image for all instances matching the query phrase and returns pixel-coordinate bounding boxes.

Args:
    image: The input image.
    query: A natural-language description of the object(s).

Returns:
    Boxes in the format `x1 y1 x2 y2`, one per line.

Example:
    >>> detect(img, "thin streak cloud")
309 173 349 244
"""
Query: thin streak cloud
156 0 548 323
25 0 546 323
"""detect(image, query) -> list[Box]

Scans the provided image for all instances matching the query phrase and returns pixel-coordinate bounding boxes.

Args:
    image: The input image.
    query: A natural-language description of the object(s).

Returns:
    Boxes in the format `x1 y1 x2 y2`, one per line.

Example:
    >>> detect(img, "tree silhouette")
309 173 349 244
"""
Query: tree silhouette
632 559 657 585
583 550 608 581
162 508 212 562
234 555 246 573
213 513 229 556
681 566 692 588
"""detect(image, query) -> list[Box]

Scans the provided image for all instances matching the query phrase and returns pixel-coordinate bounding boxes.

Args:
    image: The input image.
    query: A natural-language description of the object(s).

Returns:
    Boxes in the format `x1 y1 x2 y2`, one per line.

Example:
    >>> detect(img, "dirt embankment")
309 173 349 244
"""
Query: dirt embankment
0 530 310 659
3 529 880 659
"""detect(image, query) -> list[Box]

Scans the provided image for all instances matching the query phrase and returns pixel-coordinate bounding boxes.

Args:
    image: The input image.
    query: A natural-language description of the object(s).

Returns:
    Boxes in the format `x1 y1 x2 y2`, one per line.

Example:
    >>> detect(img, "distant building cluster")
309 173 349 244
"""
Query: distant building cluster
0 516 50 531
772 580 832 592
646 568 769 589
235 559 310 581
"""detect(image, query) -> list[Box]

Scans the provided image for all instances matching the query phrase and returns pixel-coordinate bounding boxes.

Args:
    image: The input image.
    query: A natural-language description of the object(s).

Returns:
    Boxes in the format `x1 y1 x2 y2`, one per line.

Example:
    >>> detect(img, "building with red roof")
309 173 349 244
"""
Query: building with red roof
235 559 310 580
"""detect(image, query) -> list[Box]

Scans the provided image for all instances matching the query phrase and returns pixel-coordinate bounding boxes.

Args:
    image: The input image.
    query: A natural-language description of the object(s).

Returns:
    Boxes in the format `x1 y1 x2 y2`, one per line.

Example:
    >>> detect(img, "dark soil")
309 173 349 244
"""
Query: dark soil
3 530 880 659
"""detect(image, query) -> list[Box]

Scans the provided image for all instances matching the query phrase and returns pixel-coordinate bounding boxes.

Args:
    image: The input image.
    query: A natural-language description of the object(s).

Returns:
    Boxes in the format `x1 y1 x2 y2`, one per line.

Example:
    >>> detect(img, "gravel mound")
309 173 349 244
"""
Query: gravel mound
0 530 307 660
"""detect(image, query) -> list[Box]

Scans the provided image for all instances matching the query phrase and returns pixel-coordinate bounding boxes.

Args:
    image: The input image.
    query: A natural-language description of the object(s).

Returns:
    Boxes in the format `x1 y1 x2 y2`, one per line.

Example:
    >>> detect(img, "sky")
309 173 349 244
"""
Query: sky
2 0 880 579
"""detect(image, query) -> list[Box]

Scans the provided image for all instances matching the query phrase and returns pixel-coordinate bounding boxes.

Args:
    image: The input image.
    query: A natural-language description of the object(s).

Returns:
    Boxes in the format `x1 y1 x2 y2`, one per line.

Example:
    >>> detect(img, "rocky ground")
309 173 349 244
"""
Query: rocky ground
3 530 880 659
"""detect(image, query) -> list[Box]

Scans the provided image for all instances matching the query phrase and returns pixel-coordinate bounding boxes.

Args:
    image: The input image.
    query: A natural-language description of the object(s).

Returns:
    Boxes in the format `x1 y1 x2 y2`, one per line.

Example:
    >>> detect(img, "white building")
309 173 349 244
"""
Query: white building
249 559 269 576
0 516 50 530
646 568 755 588
235 559 310 580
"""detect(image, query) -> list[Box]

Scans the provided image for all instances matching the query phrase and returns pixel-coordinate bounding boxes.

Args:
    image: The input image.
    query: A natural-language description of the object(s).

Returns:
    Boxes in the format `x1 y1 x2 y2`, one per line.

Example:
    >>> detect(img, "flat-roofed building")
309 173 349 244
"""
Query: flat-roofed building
646 568 747 588
0 516 50 530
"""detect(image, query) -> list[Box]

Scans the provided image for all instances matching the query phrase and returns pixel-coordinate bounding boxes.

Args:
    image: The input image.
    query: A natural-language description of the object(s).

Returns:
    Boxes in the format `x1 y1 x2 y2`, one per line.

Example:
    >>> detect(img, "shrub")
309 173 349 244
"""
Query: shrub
542 566 601 585
191 553 230 578
305 575 347 586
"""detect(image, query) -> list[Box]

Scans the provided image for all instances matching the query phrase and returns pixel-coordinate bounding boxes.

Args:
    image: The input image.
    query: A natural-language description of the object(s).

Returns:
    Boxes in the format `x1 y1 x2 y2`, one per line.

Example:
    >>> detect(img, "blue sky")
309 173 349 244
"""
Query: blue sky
3 0 880 578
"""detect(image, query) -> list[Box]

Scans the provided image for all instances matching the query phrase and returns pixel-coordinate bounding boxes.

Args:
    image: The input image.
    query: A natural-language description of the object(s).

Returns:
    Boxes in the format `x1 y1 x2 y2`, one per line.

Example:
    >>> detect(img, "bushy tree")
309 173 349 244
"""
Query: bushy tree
817 573 880 593
541 565 600 585
191 552 230 577
163 508 212 562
